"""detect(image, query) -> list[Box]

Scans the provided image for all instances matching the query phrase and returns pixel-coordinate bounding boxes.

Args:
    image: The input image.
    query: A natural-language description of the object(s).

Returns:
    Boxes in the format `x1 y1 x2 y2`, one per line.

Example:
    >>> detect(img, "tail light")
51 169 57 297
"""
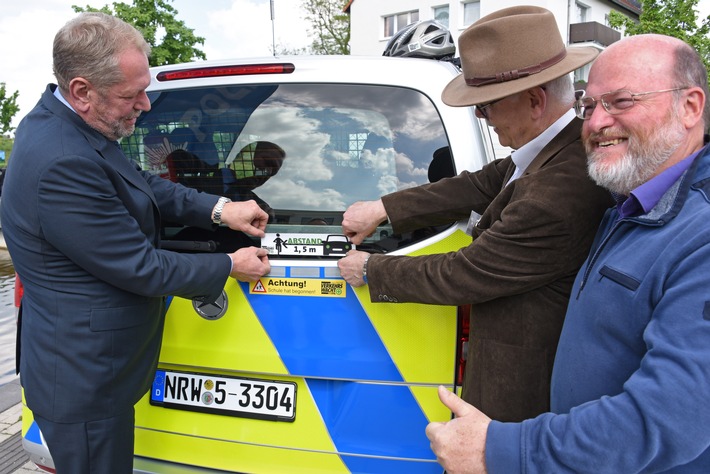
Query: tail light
156 63 295 82
14 273 23 310
455 304 470 387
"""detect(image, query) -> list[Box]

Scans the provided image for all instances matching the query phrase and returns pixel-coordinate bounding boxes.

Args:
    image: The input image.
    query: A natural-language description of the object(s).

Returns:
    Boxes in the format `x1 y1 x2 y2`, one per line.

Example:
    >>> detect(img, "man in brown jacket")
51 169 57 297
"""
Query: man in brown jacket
338 6 614 422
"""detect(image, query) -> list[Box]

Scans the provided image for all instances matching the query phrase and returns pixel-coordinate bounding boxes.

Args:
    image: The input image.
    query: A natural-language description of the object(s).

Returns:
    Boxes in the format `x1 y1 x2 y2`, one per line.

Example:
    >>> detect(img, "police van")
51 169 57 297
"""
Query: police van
20 54 498 473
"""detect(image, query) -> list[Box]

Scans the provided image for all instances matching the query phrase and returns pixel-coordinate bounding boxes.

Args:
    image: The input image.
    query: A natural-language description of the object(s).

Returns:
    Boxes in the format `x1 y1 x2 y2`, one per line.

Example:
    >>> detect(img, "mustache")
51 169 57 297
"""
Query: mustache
583 127 628 155
584 127 625 142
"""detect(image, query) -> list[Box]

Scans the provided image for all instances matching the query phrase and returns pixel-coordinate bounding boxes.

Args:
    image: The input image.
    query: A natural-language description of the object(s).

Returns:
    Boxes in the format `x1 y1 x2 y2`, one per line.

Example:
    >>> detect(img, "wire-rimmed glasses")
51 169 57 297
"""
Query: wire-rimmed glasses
476 98 503 120
574 87 688 120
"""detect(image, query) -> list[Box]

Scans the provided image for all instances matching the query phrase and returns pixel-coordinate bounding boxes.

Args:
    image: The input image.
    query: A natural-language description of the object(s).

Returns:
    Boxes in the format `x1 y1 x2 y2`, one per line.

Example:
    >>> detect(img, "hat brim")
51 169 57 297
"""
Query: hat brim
441 46 599 107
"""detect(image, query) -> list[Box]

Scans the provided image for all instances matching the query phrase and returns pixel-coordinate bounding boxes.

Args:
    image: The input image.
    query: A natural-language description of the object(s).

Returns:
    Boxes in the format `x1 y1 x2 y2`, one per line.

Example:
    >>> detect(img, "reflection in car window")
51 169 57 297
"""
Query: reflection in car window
122 83 454 253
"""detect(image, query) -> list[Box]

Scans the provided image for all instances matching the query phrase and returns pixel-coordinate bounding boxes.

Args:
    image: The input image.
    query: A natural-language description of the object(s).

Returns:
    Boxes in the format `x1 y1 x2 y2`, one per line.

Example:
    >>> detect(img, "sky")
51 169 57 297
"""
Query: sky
1 0 710 130
0 0 312 129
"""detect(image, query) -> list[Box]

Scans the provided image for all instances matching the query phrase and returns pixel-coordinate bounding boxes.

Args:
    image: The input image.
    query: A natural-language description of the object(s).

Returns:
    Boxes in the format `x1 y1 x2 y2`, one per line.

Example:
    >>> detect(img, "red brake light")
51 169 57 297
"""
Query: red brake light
14 273 23 309
156 63 295 82
456 304 470 387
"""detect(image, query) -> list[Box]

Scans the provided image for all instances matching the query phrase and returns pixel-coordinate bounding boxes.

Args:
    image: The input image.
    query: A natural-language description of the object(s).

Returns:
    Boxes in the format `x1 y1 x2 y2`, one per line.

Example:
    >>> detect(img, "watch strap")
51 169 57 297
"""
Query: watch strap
212 197 232 225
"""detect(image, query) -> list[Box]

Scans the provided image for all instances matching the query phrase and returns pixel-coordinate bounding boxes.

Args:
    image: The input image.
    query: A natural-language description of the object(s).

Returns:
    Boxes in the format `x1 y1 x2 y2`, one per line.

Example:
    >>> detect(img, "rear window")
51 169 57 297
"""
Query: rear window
122 83 455 256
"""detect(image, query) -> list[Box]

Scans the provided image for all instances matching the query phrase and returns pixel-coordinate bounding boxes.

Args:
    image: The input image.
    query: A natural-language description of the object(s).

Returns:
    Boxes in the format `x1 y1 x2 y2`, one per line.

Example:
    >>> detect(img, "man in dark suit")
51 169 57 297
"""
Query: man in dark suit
338 6 614 422
1 12 270 473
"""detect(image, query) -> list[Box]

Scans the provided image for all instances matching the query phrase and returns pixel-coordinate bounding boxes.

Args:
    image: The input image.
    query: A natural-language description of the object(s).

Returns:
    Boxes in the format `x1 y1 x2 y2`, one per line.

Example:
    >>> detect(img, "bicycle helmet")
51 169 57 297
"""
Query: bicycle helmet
382 20 455 60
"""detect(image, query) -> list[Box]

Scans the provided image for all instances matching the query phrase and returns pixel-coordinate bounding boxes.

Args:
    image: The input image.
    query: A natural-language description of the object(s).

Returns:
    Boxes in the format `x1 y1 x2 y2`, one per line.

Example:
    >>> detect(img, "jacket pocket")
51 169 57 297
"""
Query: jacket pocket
90 304 149 331
599 265 640 291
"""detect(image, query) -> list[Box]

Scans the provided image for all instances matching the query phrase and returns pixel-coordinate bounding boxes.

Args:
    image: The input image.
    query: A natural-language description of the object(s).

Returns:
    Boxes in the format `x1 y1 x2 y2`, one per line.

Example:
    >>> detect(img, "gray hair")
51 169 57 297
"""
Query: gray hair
672 42 709 131
542 74 575 106
53 12 150 93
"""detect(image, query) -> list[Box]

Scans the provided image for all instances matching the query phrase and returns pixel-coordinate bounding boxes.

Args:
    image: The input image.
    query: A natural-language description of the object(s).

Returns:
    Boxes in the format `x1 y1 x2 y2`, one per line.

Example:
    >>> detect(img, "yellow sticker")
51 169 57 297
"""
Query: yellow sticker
250 277 346 298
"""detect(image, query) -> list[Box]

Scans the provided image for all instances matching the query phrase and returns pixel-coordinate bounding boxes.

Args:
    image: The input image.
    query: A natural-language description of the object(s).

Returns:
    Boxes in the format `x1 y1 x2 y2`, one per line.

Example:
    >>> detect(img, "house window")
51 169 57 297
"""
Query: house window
434 5 450 28
383 10 420 37
348 132 368 161
575 2 590 23
462 1 481 27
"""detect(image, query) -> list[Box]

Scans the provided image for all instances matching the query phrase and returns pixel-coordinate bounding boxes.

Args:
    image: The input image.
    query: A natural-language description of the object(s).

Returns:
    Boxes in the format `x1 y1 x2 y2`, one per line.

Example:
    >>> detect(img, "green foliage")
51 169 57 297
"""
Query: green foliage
270 42 311 56
608 0 710 73
302 0 350 55
0 134 13 164
72 0 206 66
0 83 19 136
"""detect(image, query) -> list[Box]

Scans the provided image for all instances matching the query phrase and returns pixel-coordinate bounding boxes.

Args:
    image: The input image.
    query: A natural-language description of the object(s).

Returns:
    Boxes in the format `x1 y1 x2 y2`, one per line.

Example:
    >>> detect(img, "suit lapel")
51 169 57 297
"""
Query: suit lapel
525 117 583 175
96 138 156 203
42 85 159 209
501 157 517 186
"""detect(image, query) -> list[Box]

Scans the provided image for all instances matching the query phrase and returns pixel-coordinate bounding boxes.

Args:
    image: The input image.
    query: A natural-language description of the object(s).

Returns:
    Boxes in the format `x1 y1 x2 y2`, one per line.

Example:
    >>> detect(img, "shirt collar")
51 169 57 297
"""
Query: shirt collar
53 85 76 113
616 150 701 218
508 109 576 184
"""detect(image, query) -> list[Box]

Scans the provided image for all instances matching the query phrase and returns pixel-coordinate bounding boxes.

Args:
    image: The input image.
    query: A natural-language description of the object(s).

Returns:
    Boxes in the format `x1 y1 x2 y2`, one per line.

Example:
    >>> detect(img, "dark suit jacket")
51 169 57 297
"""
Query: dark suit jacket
368 118 614 421
1 85 231 423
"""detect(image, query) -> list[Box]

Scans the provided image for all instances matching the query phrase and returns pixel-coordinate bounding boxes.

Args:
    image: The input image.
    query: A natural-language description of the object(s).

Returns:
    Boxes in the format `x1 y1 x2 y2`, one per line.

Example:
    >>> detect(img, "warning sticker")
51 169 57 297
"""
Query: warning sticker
261 233 354 257
250 278 346 298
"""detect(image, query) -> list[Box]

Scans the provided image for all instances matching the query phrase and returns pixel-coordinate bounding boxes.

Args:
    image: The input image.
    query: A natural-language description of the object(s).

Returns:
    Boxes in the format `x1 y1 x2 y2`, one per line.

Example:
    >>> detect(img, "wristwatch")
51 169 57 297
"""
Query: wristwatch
212 197 232 225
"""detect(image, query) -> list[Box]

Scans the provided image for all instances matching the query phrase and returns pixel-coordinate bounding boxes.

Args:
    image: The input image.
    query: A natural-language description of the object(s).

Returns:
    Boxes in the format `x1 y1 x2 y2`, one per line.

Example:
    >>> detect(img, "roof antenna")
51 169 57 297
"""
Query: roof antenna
270 0 276 56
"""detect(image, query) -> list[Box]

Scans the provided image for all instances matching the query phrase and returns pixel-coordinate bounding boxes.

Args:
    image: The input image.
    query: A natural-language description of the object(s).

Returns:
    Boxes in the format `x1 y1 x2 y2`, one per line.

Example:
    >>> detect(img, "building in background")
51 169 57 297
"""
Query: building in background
344 0 640 85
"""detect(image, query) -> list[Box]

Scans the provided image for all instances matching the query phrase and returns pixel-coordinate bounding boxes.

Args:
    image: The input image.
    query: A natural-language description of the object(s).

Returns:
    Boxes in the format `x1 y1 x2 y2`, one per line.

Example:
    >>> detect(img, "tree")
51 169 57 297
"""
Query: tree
270 42 311 56
608 0 710 73
0 82 20 136
302 0 350 55
73 0 206 66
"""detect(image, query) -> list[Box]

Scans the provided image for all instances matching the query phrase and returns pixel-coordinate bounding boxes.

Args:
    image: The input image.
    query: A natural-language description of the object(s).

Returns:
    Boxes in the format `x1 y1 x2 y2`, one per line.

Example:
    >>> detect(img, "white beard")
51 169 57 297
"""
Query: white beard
586 110 686 195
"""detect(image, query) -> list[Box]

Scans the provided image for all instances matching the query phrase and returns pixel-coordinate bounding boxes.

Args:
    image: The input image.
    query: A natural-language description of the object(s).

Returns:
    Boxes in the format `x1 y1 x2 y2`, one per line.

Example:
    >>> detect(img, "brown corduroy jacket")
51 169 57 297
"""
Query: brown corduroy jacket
366 118 614 422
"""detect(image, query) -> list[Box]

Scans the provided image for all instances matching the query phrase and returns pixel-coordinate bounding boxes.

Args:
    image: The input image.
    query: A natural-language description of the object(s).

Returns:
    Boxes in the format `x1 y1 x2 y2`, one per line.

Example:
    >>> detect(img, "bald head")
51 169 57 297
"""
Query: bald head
588 34 709 131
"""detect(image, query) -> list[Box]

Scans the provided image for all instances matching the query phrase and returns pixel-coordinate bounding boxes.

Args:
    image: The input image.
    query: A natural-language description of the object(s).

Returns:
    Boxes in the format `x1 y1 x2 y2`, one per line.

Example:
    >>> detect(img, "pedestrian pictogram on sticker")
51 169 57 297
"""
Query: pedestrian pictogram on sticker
252 280 266 293
261 232 354 257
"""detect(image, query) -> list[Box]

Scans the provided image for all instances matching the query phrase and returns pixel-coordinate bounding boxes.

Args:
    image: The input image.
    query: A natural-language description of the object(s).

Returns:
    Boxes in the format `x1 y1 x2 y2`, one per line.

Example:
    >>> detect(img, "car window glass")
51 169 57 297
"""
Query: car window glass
122 83 455 256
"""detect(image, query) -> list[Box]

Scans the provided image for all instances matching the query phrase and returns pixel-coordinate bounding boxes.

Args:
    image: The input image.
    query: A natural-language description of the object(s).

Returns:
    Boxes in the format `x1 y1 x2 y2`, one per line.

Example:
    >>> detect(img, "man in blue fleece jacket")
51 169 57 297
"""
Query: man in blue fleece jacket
426 33 710 473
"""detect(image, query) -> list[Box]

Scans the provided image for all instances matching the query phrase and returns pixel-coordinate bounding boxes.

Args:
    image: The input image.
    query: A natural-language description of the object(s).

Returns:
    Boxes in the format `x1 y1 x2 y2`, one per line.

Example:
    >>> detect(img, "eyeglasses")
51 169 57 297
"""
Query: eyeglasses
574 87 688 120
476 86 546 120
476 98 502 120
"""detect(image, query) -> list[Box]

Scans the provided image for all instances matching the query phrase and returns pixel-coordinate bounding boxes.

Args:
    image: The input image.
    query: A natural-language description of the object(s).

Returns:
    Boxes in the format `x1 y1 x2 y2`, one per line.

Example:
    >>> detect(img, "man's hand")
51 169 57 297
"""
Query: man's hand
342 200 387 245
337 249 370 287
425 385 491 474
220 200 269 238
229 247 271 281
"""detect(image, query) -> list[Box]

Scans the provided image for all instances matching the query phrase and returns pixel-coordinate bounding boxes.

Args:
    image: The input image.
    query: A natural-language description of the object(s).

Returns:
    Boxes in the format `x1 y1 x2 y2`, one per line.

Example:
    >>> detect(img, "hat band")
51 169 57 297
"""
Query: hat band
465 49 567 87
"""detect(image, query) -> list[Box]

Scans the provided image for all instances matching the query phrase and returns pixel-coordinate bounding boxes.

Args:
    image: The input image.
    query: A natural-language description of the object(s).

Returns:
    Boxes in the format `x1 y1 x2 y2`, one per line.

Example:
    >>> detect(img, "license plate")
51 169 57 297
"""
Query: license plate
150 369 296 422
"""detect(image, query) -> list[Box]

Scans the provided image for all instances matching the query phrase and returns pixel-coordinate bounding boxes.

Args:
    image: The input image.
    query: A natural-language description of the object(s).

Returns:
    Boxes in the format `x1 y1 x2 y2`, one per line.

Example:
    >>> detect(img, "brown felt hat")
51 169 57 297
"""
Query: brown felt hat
442 6 599 107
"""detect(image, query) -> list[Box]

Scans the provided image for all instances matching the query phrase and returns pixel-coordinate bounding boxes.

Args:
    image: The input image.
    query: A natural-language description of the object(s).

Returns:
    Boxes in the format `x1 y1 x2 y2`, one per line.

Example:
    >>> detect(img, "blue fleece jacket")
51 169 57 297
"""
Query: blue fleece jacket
485 144 710 473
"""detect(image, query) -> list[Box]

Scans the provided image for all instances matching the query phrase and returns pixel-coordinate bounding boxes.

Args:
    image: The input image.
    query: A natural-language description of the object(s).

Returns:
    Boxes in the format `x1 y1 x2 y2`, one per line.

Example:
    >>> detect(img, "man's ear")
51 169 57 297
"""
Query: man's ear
681 87 705 130
528 86 547 120
67 77 92 113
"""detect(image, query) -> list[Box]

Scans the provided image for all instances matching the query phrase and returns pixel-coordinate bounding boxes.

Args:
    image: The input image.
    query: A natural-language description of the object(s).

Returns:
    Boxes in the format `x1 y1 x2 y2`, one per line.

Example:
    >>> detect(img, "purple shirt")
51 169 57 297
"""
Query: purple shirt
616 151 701 218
